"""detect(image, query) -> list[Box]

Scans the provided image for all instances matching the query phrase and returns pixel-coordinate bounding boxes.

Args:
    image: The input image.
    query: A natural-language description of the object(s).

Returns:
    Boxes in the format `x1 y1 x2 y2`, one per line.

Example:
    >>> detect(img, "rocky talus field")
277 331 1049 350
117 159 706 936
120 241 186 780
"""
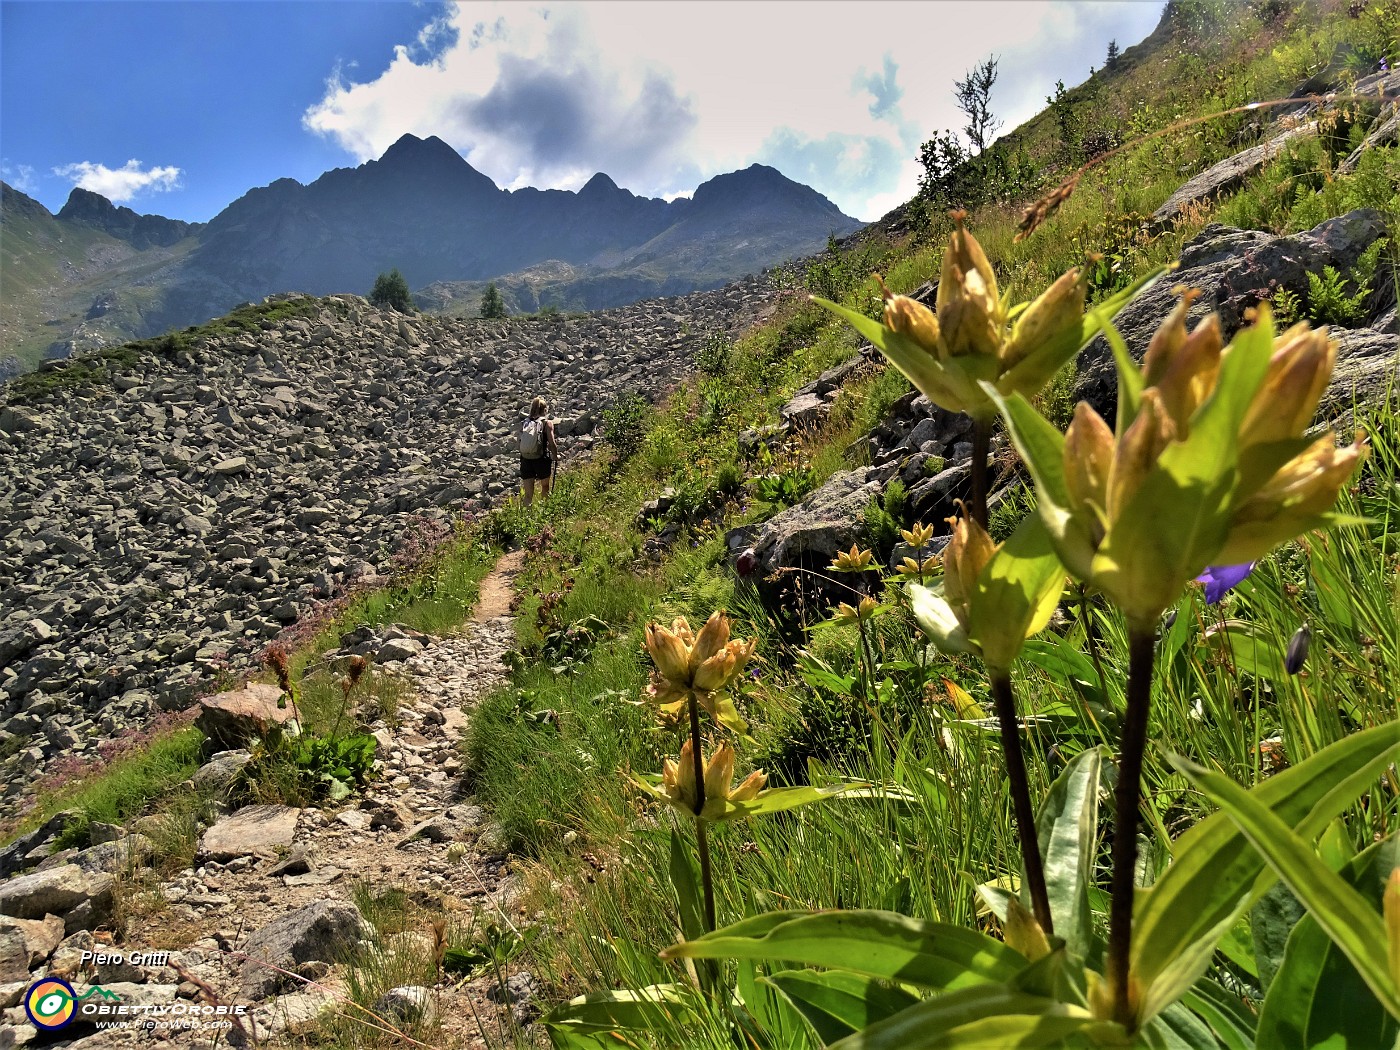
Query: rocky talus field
0 276 780 810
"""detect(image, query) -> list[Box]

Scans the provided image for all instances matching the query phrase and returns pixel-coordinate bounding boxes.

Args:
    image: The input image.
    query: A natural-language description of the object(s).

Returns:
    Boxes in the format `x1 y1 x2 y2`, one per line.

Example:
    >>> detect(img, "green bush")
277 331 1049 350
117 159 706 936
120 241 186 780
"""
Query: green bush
369 269 414 312
601 391 650 464
479 281 507 319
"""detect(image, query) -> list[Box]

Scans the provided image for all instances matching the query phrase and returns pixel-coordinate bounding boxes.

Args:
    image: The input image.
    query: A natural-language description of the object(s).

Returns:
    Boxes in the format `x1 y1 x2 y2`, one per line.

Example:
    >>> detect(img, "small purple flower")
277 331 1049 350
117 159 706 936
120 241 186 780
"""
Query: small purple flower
1195 562 1257 604
1380 56 1390 72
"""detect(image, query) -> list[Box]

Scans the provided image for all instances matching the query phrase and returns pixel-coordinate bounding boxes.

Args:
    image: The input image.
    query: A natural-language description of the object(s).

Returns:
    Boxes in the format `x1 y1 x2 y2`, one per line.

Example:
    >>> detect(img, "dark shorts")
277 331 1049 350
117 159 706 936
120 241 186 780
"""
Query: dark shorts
521 455 552 480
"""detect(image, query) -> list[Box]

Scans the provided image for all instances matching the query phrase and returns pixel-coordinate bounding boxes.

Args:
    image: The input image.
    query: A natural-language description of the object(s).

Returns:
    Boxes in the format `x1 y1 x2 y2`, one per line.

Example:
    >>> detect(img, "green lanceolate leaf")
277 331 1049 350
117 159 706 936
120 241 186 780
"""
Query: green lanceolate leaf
1178 758 1400 1020
983 389 1070 509
967 512 1065 671
540 983 692 1038
1181 977 1258 1050
1256 837 1400 1050
1034 746 1106 961
662 910 1026 990
1131 721 1400 1025
811 296 992 415
825 984 1104 1049
763 968 921 1044
669 828 706 942
1096 311 1143 434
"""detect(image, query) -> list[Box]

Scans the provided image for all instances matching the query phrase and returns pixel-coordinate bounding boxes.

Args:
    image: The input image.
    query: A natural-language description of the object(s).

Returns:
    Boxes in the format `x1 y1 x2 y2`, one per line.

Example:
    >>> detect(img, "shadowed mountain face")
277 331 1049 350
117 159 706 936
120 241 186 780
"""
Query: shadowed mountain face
1 136 861 370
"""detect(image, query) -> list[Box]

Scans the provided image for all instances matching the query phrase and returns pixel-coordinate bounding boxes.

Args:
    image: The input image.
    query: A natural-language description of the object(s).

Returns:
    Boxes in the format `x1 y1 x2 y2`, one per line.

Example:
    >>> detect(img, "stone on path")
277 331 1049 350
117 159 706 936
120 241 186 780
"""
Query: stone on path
239 899 373 999
199 804 300 862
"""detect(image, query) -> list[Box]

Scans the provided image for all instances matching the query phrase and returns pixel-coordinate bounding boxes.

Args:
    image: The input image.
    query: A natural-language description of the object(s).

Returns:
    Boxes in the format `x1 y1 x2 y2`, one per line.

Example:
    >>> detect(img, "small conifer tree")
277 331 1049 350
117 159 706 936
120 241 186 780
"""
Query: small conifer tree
369 268 413 312
480 282 507 319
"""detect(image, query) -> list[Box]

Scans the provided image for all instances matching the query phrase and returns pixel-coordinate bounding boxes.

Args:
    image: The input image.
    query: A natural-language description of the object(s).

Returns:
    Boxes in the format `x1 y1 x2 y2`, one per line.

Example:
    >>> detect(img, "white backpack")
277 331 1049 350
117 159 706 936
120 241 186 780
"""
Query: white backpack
520 417 546 458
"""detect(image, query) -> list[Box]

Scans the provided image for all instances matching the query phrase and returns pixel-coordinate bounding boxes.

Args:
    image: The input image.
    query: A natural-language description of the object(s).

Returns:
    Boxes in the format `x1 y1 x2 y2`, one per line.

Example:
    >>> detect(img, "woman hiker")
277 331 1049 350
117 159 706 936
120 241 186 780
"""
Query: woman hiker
519 396 558 505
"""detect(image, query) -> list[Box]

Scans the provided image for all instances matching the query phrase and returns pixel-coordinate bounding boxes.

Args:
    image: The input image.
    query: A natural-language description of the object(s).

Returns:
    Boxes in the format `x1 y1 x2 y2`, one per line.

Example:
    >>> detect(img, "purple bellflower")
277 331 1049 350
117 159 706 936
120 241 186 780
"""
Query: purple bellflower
1195 562 1257 604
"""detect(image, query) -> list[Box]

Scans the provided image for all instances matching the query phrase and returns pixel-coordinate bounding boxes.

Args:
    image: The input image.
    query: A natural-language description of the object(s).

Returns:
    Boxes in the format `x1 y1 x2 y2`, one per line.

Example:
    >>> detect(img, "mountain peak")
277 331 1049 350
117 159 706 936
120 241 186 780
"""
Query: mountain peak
378 133 466 168
579 172 620 198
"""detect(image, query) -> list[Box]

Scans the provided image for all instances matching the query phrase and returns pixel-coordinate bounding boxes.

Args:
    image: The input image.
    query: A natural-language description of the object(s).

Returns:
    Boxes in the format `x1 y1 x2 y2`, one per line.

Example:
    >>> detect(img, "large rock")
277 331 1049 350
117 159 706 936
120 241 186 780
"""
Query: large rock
1074 209 1390 422
195 683 299 750
199 804 300 862
0 914 64 980
741 467 887 617
0 864 113 932
238 899 373 999
1151 122 1317 226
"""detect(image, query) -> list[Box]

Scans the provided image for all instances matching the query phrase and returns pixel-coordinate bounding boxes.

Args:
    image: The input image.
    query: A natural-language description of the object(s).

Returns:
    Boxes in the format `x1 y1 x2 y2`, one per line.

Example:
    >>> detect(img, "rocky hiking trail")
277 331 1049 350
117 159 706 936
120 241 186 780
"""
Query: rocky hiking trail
1 550 543 1048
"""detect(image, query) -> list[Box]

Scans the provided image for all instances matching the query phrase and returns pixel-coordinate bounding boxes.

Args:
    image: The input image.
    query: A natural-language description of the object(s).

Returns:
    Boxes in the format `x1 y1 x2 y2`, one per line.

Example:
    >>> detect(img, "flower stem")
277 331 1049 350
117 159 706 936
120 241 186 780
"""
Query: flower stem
971 416 993 528
989 670 1052 935
1107 628 1157 1029
688 693 716 931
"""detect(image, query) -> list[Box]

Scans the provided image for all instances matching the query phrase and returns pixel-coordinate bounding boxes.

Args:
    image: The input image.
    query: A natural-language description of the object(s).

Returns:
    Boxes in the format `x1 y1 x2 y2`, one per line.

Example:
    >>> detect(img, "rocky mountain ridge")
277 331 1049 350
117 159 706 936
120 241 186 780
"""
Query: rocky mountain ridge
1 139 861 372
0 274 785 811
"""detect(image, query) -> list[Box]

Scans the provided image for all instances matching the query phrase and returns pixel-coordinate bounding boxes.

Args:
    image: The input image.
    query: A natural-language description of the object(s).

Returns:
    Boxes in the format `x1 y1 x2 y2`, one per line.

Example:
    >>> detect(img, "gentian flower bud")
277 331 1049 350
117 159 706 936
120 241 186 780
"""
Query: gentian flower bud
937 212 1005 359
1284 623 1311 675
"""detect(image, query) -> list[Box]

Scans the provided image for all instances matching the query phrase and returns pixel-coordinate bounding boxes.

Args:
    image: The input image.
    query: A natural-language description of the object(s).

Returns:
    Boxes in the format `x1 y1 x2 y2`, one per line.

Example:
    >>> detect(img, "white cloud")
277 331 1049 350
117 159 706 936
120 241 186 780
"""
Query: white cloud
1 162 37 194
302 1 1165 221
52 159 182 203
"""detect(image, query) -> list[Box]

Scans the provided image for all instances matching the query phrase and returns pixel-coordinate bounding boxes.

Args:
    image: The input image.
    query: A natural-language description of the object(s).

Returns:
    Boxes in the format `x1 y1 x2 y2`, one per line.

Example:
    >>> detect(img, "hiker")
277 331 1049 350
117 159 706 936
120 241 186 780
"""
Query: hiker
519 396 558 505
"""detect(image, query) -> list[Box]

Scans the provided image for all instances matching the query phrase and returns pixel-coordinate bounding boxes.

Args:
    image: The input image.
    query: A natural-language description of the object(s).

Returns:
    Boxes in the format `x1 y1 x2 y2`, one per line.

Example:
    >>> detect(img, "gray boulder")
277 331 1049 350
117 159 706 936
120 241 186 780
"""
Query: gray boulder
1152 122 1317 226
0 863 113 932
239 899 373 999
1074 209 1390 422
741 467 887 616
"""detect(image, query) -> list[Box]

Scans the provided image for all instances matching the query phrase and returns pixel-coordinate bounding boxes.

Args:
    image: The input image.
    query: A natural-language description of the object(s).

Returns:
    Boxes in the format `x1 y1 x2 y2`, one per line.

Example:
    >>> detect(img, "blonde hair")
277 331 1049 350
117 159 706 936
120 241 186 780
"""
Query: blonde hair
530 397 548 419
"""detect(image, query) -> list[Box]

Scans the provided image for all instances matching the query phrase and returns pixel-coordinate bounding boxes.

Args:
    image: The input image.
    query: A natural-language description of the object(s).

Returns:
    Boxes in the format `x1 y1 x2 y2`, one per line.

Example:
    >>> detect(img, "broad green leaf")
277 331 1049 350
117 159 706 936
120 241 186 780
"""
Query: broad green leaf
825 984 1102 1049
1250 882 1304 994
669 828 705 942
738 961 808 1050
1256 836 1400 1049
983 389 1070 508
1318 818 1357 873
1131 721 1400 1025
1034 746 1106 960
1199 619 1288 681
1092 462 1234 626
663 910 1026 990
541 983 691 1038
982 385 1099 583
1095 310 1143 434
967 513 1066 670
1179 759 1400 1019
763 968 920 1043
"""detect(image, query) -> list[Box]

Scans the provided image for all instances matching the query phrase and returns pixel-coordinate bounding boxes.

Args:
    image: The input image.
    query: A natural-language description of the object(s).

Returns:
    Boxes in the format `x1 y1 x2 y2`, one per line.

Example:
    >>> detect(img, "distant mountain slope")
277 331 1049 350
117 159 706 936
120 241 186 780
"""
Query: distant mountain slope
1 138 862 373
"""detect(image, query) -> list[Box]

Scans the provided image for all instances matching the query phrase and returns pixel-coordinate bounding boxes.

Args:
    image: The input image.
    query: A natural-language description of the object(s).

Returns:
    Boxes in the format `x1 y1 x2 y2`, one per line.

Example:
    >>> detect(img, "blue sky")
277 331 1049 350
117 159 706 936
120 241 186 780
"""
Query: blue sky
2 1 1166 224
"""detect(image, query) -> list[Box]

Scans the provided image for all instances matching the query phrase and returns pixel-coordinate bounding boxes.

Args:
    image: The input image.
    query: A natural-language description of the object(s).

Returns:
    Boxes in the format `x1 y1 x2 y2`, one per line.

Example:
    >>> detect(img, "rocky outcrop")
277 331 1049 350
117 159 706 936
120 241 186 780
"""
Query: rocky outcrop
238 898 373 999
1074 209 1393 422
1150 122 1317 227
0 277 777 807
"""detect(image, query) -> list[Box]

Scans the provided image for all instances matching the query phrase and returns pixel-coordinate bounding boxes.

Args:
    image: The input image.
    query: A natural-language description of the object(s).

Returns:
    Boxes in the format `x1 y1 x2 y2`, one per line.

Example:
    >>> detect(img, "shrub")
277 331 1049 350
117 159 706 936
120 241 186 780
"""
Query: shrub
369 269 413 312
479 282 507 319
601 391 649 463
